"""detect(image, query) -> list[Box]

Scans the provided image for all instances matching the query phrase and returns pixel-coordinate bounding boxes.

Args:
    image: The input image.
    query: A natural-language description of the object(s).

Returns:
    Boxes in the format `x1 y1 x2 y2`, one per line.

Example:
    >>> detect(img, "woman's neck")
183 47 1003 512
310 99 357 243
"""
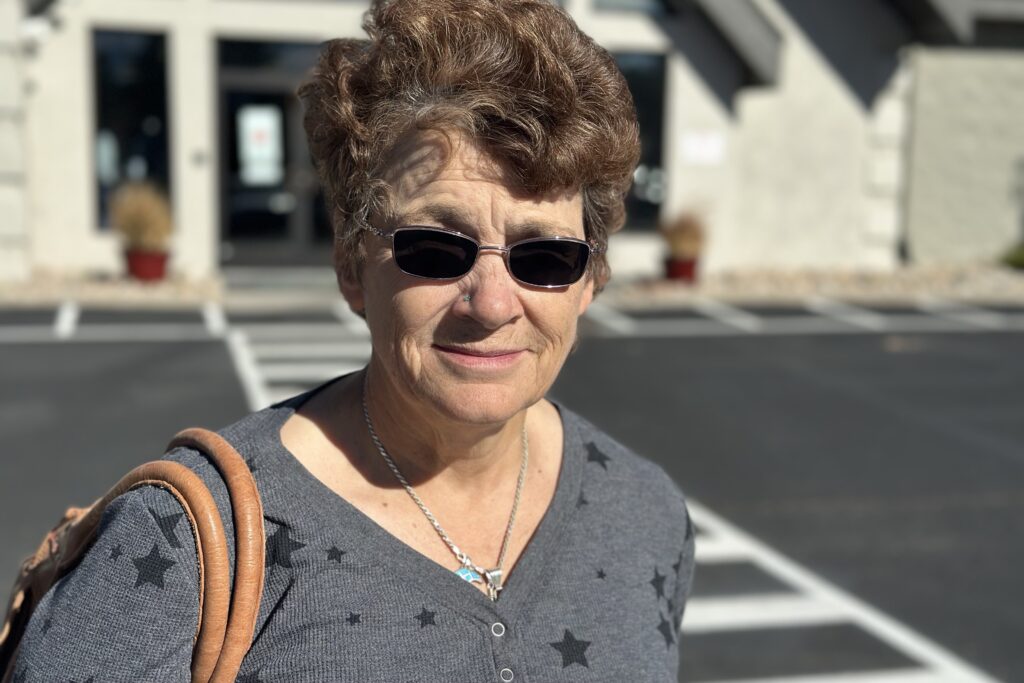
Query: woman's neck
357 364 531 495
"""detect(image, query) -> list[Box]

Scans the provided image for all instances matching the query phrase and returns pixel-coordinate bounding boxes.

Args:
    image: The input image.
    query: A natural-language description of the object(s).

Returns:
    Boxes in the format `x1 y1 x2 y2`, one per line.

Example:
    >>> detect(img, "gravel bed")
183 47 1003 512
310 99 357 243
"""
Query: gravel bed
602 265 1024 309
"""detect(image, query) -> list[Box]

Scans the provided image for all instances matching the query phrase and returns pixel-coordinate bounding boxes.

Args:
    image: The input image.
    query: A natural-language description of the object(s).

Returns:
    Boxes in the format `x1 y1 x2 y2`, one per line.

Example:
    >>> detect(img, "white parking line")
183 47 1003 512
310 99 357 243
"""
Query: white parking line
692 535 750 564
584 300 637 335
54 300 79 339
687 500 1001 683
704 669 970 683
202 301 228 337
233 322 356 340
332 300 371 336
225 329 270 411
0 327 54 343
804 296 888 331
261 361 367 383
683 593 850 633
915 296 1008 330
251 340 373 359
692 297 763 333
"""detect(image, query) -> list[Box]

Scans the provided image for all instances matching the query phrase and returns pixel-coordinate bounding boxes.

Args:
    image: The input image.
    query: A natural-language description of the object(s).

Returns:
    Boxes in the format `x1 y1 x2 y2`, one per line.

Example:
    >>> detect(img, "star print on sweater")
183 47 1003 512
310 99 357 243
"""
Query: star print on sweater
550 629 591 668
414 608 437 627
650 568 666 599
586 443 612 470
266 524 305 568
326 545 346 563
148 507 184 548
132 543 177 589
657 612 676 648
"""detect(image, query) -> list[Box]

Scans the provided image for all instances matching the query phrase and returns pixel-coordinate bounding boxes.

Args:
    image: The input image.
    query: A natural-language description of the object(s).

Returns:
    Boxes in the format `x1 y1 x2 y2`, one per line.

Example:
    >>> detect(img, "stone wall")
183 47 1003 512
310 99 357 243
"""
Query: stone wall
905 48 1024 265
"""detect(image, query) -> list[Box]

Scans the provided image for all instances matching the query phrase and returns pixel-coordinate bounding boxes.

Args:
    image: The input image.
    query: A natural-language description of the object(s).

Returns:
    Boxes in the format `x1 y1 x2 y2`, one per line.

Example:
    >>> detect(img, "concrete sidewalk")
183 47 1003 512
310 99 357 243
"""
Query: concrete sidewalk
2 264 1023 310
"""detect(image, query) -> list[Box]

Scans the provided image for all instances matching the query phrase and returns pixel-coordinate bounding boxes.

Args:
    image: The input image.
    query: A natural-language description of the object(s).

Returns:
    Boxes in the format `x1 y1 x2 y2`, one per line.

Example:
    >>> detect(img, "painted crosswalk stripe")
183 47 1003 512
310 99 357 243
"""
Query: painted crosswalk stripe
693 535 751 564
686 500 1001 683
251 340 373 359
692 297 763 333
585 300 637 334
202 301 228 337
235 322 356 340
700 668 974 683
682 593 850 633
262 361 367 383
55 300 79 339
915 296 1008 330
804 296 888 331
226 329 270 411
332 300 371 335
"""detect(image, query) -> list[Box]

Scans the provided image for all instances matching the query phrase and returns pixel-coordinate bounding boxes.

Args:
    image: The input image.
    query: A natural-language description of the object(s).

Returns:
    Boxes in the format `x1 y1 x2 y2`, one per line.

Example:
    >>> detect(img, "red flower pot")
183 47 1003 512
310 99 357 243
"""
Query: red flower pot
124 249 169 281
664 257 698 283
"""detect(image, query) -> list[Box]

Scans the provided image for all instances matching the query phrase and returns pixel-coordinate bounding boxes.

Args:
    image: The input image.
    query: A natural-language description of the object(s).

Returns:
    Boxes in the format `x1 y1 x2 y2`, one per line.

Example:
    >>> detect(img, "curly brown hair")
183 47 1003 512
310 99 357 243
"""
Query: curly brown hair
297 0 640 291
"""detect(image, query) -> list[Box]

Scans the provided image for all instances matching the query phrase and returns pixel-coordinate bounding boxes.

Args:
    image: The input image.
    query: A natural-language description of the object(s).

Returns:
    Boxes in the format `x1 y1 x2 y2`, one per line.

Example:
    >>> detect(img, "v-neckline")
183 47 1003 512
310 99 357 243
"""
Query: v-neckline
260 375 584 625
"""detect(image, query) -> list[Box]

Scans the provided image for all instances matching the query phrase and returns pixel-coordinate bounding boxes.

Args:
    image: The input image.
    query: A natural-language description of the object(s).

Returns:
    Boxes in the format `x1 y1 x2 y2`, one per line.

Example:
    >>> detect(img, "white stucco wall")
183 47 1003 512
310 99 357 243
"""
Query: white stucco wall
0 0 29 282
23 0 993 283
905 48 1024 265
22 0 367 281
706 0 908 273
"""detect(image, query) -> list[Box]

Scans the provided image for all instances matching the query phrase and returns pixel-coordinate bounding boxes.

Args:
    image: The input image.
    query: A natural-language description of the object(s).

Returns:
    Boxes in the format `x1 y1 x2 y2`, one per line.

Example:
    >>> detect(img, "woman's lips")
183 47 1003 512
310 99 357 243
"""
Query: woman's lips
433 345 526 369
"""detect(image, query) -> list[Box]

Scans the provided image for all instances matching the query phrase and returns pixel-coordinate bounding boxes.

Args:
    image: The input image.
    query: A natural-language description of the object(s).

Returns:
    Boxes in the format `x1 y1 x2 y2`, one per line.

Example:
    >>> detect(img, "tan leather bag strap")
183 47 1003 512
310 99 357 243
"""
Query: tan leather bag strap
0 461 232 683
0 429 264 683
167 428 265 683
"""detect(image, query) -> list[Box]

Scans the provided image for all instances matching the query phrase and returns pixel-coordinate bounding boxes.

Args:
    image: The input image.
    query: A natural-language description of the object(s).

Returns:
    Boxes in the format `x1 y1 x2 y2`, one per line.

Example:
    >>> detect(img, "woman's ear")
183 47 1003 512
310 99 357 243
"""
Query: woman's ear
577 276 595 316
335 245 366 317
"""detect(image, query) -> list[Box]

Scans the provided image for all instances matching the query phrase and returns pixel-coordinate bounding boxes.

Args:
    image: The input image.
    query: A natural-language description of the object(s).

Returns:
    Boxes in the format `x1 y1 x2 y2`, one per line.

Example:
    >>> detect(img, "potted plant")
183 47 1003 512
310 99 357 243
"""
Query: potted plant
109 181 173 281
659 212 705 283
1003 240 1024 270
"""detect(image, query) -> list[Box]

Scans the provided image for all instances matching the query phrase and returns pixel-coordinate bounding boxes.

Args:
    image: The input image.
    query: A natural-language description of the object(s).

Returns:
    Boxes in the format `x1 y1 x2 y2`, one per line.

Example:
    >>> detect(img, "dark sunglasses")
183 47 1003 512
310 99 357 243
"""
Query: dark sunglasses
366 226 600 288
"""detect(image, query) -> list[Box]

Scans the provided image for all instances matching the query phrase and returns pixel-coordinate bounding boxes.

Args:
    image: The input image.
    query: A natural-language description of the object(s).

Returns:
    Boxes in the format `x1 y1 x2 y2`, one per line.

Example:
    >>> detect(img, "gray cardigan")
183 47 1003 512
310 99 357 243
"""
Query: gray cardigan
13 379 695 682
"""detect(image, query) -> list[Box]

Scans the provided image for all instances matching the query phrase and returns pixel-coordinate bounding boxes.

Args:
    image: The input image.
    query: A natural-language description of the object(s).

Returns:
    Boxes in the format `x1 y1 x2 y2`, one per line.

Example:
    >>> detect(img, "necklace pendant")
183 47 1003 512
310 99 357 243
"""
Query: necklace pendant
484 568 503 601
455 567 483 584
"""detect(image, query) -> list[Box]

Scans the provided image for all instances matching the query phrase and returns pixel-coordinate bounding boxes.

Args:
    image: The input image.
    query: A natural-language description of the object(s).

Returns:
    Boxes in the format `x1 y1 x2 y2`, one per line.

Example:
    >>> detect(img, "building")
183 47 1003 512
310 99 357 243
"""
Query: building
1 0 1023 285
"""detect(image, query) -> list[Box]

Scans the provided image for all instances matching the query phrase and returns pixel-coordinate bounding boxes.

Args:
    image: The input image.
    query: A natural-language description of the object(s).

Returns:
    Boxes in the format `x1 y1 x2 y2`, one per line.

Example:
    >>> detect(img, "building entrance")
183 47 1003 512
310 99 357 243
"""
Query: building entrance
217 40 332 266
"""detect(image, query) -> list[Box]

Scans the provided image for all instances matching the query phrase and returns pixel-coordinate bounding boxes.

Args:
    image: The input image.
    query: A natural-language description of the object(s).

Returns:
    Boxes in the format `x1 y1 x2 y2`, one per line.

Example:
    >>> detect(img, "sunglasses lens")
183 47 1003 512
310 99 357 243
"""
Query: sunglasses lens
509 240 590 287
393 229 477 279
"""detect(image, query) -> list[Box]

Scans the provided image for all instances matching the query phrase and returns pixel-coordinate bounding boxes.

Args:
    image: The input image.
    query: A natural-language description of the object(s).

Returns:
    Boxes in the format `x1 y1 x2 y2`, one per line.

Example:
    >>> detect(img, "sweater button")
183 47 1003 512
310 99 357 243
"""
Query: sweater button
491 622 506 637
499 668 514 682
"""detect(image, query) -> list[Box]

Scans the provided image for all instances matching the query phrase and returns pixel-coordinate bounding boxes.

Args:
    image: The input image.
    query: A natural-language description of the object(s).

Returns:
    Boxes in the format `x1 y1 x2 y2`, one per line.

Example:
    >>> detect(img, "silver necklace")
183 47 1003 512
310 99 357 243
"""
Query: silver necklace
360 377 529 602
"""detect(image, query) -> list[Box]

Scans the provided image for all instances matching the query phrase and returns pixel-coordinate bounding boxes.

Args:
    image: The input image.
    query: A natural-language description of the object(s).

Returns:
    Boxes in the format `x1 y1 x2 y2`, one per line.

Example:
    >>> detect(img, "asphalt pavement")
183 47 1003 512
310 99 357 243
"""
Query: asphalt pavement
1 299 1021 682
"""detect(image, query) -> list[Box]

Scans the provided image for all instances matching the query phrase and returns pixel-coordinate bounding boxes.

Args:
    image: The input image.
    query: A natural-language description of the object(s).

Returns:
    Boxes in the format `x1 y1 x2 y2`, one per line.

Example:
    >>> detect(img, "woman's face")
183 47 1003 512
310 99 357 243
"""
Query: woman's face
340 132 594 425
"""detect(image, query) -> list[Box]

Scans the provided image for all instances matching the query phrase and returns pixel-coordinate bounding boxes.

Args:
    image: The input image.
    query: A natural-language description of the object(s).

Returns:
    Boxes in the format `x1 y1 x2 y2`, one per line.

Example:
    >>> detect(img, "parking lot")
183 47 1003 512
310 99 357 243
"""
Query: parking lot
1 296 1021 682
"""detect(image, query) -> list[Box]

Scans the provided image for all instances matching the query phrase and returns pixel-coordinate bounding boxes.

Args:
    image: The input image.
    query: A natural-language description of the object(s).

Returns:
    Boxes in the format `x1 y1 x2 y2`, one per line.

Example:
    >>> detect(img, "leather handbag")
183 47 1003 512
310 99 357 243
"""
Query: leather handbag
0 428 265 683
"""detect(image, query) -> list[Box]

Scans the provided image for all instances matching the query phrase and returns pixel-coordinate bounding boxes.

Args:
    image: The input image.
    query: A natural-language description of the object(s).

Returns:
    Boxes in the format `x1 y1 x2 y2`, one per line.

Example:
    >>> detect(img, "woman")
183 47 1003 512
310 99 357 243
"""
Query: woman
12 0 695 680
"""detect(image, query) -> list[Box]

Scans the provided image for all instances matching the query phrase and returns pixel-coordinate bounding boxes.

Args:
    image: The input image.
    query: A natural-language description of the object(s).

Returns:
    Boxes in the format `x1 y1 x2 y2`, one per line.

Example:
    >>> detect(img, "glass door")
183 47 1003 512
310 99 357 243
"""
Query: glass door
218 40 331 265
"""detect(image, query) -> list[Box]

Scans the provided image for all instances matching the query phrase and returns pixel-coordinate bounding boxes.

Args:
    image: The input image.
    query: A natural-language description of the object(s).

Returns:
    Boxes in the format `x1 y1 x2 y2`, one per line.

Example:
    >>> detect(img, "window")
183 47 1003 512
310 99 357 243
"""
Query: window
93 30 170 228
614 52 666 231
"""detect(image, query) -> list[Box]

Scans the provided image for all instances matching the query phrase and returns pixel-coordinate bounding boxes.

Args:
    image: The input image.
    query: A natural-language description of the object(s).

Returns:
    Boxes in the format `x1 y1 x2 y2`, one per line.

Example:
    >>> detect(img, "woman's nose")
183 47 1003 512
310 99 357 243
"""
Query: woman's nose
458 250 524 329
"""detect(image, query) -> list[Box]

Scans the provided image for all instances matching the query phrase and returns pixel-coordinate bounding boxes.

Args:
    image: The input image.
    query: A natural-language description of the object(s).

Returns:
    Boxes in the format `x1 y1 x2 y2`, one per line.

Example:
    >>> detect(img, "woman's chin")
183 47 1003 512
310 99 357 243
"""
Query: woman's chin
427 382 537 426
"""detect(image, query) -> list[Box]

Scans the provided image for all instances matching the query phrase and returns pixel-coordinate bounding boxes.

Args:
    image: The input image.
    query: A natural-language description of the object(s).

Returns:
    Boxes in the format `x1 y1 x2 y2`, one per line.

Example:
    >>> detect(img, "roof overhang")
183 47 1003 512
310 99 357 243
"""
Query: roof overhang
660 0 781 86
895 0 1024 43
693 0 781 85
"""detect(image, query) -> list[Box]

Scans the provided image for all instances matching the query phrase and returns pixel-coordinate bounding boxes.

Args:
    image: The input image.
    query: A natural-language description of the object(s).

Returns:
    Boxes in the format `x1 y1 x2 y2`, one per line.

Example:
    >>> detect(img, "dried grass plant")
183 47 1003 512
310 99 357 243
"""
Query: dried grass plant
659 212 706 261
109 181 173 253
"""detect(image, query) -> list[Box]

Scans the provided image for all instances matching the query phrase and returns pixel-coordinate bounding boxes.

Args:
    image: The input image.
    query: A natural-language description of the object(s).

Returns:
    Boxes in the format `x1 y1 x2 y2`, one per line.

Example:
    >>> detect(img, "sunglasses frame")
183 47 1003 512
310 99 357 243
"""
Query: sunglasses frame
366 225 603 289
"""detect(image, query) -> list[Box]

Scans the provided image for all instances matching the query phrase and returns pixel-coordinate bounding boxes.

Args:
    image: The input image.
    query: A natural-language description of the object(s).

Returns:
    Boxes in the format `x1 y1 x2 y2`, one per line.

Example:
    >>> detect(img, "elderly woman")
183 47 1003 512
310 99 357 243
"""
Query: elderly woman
11 0 694 680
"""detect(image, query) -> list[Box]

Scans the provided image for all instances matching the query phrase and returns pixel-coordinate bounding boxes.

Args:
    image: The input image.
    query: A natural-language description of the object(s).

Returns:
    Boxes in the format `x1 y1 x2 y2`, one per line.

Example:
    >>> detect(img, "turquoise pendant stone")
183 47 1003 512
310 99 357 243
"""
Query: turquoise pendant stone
455 567 482 584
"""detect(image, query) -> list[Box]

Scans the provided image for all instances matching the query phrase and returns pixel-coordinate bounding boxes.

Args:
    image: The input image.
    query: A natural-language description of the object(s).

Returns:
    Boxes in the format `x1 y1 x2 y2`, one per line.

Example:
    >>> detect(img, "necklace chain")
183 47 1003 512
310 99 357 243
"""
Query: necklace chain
361 375 529 602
